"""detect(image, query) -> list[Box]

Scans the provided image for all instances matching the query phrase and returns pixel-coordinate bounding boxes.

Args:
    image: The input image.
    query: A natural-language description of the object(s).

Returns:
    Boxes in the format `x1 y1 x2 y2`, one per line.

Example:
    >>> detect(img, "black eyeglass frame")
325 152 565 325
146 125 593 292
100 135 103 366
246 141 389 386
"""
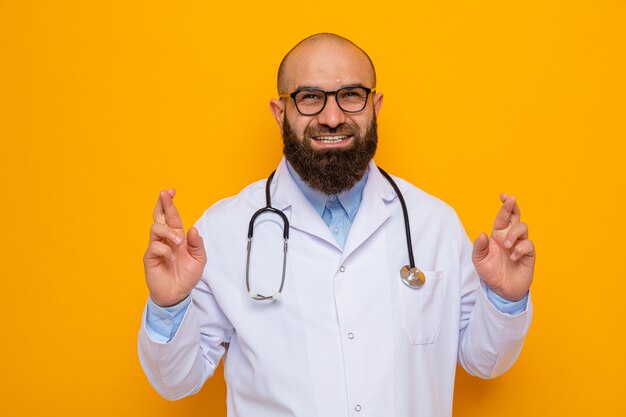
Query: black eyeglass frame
279 86 376 116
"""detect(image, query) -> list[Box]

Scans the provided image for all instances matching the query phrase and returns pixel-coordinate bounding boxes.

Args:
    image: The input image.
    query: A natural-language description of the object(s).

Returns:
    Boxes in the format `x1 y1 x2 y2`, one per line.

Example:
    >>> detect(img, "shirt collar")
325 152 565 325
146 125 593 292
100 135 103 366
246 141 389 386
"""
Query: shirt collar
285 160 369 222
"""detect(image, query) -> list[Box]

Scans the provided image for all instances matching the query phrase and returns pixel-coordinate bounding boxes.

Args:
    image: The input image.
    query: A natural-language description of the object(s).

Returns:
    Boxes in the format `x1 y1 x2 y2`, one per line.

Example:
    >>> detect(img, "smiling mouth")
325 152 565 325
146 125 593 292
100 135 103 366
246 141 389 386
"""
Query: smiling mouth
313 135 352 144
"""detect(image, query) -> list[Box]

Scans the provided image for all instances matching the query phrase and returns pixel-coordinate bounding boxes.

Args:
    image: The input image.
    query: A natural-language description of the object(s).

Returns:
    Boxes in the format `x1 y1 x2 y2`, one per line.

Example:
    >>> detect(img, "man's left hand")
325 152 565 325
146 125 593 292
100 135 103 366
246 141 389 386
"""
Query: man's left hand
472 194 536 301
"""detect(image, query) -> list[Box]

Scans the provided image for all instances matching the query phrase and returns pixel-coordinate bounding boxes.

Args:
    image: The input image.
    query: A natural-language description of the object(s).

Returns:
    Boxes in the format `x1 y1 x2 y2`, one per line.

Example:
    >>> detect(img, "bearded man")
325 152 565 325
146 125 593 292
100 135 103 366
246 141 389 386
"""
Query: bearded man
138 33 535 417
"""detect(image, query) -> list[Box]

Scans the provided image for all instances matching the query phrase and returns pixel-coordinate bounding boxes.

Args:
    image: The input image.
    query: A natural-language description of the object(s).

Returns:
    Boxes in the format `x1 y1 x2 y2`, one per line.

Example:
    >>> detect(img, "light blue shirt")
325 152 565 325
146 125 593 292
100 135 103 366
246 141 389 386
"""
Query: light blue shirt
145 163 528 342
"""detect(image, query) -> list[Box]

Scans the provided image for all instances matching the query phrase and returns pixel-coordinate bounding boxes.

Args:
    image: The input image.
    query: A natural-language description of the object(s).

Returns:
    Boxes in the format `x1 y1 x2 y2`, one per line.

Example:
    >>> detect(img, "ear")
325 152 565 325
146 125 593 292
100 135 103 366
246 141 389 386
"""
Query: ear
269 98 286 131
373 92 384 117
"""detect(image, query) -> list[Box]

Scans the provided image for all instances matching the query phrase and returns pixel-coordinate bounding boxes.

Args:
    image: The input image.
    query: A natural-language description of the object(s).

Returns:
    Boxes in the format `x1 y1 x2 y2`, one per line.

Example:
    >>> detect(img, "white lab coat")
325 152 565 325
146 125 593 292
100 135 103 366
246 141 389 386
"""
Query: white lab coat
138 158 532 417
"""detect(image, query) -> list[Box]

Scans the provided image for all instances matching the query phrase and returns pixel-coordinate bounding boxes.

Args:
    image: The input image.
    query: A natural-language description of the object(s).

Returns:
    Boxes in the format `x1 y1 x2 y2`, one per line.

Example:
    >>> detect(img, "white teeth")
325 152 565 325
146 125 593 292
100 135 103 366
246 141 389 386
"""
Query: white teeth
316 135 349 143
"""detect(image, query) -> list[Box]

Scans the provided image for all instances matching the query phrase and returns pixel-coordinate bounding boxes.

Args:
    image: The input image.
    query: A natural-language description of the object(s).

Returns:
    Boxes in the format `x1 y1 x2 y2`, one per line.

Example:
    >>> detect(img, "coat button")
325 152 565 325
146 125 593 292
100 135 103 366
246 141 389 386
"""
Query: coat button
339 265 346 272
355 404 362 412
347 332 354 339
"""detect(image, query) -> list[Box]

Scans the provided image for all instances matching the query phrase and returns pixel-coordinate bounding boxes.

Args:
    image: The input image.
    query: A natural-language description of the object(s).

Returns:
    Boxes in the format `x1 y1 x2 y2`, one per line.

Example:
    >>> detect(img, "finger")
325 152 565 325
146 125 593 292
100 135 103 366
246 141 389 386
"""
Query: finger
472 232 490 264
510 239 536 262
511 199 521 224
150 222 184 246
501 193 522 223
493 195 517 231
160 189 184 229
187 227 207 263
145 240 176 263
153 188 176 224
504 222 528 249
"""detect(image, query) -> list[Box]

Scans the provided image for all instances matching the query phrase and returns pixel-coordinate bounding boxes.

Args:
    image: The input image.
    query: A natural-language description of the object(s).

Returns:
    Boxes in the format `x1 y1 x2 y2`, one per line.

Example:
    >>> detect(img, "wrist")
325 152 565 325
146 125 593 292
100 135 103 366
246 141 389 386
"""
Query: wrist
483 283 528 302
149 293 190 308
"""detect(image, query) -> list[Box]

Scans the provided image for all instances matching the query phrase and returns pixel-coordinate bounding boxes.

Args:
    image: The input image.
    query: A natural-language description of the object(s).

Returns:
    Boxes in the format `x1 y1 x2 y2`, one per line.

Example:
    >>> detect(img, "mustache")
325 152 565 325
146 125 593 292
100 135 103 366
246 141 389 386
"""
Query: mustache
305 123 358 138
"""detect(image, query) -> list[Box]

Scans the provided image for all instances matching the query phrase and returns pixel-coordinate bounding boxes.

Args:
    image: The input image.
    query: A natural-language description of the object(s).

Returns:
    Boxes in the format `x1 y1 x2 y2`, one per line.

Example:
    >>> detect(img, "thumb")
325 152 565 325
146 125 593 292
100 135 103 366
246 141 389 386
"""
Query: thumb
187 227 207 263
472 233 490 264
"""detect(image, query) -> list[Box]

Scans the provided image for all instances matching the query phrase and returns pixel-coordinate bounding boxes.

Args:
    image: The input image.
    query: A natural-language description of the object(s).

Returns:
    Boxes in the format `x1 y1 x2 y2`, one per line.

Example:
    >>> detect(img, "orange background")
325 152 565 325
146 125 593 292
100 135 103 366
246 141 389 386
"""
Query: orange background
1 0 625 416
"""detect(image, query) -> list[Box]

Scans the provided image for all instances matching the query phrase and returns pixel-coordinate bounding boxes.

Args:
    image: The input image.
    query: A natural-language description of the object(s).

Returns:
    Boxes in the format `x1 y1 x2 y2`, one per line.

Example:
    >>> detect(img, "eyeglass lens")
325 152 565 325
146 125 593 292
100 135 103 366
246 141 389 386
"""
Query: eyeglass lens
294 87 370 115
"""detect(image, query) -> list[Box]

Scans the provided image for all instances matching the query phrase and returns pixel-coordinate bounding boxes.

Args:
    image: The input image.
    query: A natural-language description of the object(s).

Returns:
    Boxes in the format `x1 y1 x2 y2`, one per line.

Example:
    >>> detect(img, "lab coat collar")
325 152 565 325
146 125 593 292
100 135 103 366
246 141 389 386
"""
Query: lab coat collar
270 158 398 256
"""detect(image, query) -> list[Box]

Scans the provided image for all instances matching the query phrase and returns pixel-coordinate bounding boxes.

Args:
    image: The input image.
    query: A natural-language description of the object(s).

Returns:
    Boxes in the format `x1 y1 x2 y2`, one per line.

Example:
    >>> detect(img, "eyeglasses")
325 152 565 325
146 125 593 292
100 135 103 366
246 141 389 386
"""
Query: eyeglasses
279 86 375 116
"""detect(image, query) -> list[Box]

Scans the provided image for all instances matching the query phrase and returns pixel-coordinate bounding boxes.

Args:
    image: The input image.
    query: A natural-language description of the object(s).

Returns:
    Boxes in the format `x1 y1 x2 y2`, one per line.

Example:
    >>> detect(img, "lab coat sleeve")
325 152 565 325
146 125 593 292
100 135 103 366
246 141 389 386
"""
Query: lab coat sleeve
137 221 235 400
456 217 533 379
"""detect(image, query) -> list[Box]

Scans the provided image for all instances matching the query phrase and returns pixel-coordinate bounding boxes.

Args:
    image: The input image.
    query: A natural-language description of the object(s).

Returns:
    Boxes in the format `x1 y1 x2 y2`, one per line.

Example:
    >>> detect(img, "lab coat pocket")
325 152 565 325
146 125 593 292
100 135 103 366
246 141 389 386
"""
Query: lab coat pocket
398 270 444 345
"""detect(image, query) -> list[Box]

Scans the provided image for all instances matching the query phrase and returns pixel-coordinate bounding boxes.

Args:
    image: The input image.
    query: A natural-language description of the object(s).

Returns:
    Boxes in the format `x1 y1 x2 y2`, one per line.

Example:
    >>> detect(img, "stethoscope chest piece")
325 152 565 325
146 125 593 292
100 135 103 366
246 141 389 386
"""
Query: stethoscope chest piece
400 265 425 288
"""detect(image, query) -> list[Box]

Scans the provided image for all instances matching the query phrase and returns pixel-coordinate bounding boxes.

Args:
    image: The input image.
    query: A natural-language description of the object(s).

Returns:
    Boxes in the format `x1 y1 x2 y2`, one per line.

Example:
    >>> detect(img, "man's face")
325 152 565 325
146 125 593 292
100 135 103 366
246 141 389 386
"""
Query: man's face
270 40 384 194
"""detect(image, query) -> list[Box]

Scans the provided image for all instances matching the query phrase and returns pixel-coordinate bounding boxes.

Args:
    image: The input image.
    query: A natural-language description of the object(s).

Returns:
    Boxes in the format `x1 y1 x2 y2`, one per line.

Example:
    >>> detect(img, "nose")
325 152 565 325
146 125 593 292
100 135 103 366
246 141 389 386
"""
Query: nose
315 95 346 128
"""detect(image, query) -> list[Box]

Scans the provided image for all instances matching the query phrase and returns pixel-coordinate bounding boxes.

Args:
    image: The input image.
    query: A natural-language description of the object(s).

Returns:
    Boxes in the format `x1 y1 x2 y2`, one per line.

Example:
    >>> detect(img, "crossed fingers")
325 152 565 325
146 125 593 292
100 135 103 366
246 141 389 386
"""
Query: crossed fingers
493 193 534 262
153 188 183 229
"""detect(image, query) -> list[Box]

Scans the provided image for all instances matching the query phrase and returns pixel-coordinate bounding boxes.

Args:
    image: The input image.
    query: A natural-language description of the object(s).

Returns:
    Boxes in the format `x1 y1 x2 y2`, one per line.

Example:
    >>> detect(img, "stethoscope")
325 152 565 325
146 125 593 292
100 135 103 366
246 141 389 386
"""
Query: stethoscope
245 167 426 301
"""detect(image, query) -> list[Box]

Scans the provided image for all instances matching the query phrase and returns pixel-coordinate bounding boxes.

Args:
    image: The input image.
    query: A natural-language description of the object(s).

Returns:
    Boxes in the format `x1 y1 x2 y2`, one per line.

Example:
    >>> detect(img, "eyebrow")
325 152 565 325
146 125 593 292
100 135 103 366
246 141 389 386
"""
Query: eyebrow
293 83 370 91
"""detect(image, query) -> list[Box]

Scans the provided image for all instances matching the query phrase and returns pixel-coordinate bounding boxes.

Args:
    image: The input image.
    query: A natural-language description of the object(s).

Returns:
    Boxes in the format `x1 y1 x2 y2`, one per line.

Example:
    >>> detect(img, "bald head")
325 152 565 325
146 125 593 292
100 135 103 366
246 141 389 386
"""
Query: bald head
277 33 376 94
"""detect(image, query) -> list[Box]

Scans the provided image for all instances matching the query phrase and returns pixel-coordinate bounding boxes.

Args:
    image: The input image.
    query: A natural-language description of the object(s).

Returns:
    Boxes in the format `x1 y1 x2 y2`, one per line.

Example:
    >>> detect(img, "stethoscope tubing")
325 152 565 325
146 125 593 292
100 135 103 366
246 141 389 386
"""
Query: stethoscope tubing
246 171 289 300
376 167 416 269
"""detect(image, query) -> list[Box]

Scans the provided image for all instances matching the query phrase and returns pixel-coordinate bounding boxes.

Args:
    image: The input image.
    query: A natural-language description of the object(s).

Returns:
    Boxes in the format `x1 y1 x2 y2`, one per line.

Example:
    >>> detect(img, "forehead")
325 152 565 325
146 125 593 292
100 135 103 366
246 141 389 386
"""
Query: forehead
284 41 375 91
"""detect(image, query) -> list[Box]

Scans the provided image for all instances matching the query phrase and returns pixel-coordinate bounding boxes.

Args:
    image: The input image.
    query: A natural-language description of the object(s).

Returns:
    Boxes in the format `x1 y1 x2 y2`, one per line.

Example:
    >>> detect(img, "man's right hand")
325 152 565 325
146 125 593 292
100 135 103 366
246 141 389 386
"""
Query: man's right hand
143 189 207 307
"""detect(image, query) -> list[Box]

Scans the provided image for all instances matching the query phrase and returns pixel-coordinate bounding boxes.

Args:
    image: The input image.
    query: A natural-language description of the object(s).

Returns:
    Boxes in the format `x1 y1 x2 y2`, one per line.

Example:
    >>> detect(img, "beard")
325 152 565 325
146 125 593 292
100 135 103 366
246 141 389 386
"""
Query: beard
282 116 378 195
